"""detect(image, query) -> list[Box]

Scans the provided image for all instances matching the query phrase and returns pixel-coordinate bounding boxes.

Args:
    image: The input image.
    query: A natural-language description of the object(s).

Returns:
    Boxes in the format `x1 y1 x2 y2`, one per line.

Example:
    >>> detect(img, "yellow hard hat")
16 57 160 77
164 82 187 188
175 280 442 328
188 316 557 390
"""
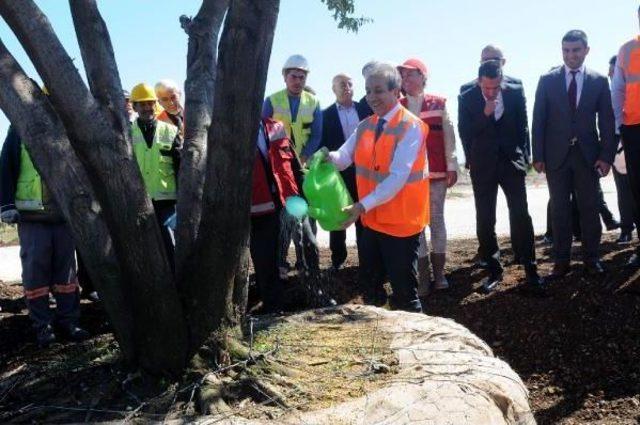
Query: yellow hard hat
130 83 157 102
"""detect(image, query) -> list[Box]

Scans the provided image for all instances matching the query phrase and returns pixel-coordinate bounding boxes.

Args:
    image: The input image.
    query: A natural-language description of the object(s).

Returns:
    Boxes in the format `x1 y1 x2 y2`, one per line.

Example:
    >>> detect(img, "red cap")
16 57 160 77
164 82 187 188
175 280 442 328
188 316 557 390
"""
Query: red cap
397 58 428 76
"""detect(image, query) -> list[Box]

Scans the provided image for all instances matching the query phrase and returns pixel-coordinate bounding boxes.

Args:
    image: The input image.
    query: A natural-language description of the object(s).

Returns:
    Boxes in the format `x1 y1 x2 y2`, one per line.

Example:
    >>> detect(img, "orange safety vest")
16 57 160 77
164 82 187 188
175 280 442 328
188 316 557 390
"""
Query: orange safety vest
354 105 430 237
400 94 447 179
618 36 640 126
157 110 184 136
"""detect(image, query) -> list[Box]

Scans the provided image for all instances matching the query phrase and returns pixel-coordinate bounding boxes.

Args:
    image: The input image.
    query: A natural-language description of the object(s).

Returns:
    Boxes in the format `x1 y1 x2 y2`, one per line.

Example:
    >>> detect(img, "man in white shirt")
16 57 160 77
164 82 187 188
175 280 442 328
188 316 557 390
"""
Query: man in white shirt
321 63 429 312
319 74 368 271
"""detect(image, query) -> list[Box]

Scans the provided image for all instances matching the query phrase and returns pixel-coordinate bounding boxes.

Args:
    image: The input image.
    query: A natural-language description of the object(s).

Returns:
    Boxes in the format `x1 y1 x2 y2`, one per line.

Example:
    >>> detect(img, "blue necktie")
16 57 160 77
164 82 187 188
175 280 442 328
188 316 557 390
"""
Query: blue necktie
374 118 386 141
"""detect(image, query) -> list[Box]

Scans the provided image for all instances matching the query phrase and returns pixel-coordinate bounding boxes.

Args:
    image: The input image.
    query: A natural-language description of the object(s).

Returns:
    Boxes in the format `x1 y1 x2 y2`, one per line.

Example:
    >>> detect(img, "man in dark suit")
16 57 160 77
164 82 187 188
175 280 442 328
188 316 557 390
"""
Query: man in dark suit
460 45 524 268
532 30 616 278
320 73 367 270
458 61 543 293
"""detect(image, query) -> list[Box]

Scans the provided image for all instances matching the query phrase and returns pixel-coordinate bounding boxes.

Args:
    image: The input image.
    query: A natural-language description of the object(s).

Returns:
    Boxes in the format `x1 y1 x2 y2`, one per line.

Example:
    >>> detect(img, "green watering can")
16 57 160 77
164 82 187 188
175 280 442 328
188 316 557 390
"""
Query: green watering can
302 151 354 231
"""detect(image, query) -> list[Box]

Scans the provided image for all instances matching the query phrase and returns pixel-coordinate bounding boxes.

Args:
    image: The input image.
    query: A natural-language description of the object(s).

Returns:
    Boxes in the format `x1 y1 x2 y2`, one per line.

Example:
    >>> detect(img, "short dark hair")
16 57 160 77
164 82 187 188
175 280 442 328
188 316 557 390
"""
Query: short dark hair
610 55 617 66
562 30 588 47
478 60 503 80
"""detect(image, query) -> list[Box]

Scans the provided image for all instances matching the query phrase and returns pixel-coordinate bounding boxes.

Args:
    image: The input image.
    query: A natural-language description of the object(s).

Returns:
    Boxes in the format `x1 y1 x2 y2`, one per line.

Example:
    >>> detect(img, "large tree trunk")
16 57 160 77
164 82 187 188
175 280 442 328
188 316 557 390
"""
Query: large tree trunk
175 0 229 281
180 0 280 354
0 0 281 375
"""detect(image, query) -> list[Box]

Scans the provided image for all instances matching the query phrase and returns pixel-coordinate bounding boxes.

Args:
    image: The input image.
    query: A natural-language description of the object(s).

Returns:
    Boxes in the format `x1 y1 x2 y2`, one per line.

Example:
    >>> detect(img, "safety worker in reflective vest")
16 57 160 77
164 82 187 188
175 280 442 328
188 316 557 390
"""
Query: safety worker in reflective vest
612 5 640 269
0 124 89 347
321 62 430 313
250 118 304 313
398 58 458 296
130 83 181 270
263 54 321 277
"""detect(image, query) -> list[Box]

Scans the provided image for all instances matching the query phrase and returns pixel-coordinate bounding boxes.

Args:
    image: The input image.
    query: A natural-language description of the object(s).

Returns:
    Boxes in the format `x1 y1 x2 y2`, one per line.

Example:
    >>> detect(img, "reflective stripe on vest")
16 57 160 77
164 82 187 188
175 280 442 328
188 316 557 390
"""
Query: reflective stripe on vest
132 120 179 201
15 144 44 211
354 105 430 237
269 89 318 155
619 37 640 125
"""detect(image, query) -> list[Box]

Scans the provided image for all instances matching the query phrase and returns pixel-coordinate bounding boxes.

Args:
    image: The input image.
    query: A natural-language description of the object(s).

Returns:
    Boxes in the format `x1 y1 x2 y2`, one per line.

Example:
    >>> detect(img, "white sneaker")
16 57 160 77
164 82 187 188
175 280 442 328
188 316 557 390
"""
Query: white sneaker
433 277 449 290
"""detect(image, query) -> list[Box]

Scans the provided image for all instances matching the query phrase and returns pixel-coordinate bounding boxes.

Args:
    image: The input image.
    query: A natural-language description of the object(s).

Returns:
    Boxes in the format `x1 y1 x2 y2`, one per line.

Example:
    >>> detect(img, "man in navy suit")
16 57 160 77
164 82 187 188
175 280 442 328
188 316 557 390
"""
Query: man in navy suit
532 30 617 278
320 73 367 270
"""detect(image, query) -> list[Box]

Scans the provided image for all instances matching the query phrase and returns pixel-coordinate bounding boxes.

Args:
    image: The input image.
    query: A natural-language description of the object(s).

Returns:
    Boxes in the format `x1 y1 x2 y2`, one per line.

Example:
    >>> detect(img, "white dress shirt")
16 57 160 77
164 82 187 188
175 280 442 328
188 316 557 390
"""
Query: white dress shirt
336 101 360 140
564 64 586 106
482 90 504 120
611 54 626 133
328 102 426 212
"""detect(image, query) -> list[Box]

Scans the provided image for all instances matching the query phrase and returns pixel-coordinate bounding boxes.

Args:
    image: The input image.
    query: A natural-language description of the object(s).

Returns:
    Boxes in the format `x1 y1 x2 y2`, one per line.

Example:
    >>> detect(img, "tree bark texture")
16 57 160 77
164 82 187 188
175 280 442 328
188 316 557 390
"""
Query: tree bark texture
175 0 229 282
180 0 280 354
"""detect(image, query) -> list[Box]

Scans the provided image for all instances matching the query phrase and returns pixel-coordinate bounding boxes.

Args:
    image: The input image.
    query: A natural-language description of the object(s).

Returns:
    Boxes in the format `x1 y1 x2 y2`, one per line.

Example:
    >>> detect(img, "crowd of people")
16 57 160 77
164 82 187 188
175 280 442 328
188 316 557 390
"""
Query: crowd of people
3 5 640 348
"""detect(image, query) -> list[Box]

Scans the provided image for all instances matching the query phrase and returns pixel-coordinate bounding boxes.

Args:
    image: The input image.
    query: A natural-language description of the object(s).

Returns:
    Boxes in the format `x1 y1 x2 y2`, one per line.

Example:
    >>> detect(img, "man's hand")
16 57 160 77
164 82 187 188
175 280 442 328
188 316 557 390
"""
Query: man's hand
594 160 611 177
340 202 365 230
533 161 546 174
0 209 20 224
484 99 497 117
299 154 308 166
446 171 458 188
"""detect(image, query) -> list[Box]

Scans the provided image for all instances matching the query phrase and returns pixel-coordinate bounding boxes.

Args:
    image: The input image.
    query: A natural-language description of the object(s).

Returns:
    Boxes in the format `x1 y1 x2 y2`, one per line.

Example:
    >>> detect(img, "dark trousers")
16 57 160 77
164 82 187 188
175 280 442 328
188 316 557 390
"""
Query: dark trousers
470 157 536 274
18 222 79 330
546 146 601 262
250 212 283 311
152 200 176 272
329 219 363 268
545 195 580 238
613 168 638 235
359 227 422 313
622 124 640 251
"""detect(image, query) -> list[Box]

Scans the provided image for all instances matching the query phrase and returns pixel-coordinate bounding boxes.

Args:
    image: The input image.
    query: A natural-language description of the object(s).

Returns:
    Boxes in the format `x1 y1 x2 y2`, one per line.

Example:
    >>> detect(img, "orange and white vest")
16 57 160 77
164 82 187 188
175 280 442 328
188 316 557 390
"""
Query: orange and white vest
400 94 447 179
354 105 430 237
617 36 640 126
251 118 300 216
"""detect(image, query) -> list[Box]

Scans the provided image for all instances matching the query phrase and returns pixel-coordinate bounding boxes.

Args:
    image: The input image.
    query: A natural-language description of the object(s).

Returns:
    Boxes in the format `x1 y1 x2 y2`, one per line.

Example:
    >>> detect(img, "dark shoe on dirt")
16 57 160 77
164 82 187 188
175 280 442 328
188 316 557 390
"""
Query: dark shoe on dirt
480 273 502 294
37 325 56 348
61 325 90 342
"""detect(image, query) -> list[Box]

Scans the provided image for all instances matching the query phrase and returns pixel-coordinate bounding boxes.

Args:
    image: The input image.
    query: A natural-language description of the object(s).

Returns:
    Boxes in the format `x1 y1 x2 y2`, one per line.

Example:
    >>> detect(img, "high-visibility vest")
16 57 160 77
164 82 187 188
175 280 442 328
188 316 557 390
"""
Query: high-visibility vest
354 105 430 237
132 120 179 201
400 94 447 179
618 36 640 126
268 89 319 155
251 118 300 216
15 144 44 211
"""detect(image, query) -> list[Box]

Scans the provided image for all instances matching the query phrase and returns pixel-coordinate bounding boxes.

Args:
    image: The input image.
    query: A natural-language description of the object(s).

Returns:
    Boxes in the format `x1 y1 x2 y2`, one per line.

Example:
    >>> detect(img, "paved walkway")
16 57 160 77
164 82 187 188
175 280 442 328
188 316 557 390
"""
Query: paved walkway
0 175 623 283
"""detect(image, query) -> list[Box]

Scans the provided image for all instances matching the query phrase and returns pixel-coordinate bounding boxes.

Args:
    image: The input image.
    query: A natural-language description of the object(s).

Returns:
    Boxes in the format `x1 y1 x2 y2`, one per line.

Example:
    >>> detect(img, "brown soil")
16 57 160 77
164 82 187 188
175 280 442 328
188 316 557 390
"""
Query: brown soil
1 233 640 424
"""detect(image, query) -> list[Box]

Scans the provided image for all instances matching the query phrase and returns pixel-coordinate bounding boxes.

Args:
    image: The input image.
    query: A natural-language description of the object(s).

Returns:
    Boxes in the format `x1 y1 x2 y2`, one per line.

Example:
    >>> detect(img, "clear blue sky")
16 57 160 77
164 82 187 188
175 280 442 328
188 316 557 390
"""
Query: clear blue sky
0 0 637 154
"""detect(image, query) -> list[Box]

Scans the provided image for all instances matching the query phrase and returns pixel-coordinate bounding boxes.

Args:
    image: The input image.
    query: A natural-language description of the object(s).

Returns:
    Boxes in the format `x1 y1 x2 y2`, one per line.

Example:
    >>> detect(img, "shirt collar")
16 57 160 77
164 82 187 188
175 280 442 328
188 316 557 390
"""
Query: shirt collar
336 101 355 111
380 102 401 122
481 90 503 103
564 64 586 77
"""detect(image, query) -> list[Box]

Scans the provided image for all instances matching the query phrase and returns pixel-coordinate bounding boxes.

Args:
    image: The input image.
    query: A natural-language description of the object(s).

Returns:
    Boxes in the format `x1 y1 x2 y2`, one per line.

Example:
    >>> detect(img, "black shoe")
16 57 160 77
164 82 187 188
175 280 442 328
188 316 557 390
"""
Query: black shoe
605 219 621 231
36 325 56 348
617 232 633 245
627 253 640 269
524 269 548 293
542 235 553 245
81 291 100 303
480 273 502 294
547 261 570 281
584 261 606 276
61 325 90 342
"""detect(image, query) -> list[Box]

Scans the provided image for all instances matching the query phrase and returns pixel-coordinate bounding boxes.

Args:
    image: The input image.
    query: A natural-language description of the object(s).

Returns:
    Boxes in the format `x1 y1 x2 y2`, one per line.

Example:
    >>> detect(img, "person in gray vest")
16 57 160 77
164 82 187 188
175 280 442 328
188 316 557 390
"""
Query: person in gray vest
0 126 89 347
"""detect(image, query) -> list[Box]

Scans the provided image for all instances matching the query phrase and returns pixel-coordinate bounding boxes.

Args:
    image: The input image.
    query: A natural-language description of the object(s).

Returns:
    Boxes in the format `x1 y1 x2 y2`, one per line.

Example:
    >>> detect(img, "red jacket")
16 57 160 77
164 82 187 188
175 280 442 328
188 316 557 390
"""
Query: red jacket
251 118 301 216
400 94 447 179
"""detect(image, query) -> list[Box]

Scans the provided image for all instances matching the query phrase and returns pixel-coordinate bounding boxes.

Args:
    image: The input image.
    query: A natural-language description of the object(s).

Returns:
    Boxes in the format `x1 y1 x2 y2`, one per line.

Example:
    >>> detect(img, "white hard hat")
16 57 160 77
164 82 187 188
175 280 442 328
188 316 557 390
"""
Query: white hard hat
282 54 309 73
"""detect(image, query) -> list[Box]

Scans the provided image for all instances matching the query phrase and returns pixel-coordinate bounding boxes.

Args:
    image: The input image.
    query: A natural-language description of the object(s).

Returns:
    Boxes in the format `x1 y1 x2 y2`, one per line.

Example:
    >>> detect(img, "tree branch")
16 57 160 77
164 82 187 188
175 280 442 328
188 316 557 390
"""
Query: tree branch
175 0 229 283
181 0 280 353
68 0 129 136
0 38 136 363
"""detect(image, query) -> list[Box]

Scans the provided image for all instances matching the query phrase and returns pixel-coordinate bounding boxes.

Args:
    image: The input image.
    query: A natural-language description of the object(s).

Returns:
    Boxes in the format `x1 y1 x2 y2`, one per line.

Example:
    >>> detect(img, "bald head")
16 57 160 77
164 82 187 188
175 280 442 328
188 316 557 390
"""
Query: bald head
332 73 354 106
480 45 506 67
